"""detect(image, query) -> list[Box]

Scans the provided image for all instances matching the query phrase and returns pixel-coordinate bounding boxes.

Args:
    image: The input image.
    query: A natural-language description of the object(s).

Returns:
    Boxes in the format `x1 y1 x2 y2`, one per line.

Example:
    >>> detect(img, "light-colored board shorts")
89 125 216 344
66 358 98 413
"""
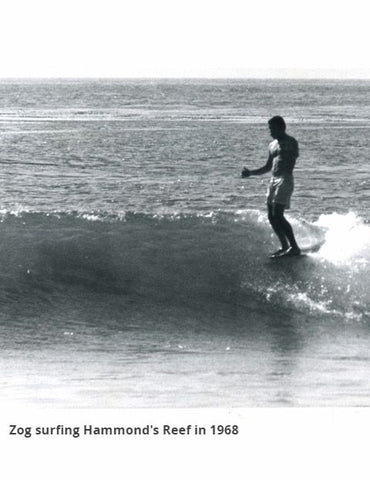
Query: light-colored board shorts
267 175 294 209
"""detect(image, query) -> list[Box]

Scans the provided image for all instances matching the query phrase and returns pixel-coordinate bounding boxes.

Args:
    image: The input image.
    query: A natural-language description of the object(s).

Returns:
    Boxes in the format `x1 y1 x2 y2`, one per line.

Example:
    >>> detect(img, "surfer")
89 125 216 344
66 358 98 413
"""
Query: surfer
242 116 301 258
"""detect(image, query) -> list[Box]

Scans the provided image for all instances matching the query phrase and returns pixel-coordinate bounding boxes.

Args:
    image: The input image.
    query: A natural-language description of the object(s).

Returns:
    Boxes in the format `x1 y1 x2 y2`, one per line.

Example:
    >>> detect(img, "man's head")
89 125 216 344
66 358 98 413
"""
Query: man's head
268 116 286 139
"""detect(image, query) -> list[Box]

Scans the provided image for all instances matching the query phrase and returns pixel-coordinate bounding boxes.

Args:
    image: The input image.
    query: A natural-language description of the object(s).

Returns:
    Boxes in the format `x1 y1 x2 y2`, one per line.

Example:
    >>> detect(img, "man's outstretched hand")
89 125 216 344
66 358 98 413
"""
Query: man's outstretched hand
241 167 250 178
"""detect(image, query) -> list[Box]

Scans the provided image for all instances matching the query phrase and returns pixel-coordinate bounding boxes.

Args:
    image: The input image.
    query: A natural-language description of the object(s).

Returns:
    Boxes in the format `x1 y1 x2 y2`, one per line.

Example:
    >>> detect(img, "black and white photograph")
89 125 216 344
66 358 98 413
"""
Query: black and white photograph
0 0 369 477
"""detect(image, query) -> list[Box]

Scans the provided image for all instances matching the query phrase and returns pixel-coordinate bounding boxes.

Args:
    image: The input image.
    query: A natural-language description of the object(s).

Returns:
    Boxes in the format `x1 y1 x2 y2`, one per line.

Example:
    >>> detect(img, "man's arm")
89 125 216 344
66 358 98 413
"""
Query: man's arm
241 155 273 178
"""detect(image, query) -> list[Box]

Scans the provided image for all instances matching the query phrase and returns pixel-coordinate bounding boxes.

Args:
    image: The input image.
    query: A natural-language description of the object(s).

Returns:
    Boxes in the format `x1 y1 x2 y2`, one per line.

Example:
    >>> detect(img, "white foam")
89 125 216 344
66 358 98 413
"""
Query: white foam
81 213 102 222
0 205 31 220
234 208 267 224
313 212 370 268
287 291 333 314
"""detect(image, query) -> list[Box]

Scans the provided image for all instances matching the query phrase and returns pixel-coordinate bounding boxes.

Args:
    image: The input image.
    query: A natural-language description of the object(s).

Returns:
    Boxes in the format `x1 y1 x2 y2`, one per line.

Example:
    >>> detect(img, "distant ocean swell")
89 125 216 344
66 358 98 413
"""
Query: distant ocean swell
0 209 369 322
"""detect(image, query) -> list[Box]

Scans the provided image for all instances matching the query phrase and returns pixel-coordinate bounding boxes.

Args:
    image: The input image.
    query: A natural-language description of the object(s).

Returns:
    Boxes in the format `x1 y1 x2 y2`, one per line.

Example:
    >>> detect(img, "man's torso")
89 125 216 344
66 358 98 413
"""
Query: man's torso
269 134 299 177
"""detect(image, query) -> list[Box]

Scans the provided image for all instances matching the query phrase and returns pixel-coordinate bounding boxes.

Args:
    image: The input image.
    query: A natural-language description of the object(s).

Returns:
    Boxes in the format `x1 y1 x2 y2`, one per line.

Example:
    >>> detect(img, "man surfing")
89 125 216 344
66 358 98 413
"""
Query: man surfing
242 116 301 258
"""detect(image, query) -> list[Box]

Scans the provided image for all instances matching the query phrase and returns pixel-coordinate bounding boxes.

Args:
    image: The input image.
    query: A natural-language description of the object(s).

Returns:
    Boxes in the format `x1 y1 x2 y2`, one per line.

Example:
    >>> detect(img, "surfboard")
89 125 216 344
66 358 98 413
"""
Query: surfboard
300 244 323 254
270 252 305 260
269 242 324 259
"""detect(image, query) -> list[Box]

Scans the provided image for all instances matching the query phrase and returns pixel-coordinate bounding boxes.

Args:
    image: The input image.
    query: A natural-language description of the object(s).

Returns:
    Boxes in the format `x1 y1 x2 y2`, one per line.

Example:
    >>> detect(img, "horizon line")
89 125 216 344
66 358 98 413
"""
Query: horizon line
0 76 369 81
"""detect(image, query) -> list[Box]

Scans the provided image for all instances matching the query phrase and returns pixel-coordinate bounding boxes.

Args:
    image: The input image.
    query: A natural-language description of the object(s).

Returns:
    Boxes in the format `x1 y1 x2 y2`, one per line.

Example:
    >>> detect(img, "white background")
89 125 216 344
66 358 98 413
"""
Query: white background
0 0 369 77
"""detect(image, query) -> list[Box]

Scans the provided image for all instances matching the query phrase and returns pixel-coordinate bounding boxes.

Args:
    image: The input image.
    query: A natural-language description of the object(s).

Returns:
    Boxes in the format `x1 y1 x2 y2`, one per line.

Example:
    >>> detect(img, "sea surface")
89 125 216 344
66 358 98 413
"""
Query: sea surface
0 78 369 407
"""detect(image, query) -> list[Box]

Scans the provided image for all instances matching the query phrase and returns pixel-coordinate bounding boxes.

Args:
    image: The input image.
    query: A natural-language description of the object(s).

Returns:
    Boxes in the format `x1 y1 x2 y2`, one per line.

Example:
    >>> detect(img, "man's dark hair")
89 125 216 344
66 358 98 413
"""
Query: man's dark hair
268 116 286 131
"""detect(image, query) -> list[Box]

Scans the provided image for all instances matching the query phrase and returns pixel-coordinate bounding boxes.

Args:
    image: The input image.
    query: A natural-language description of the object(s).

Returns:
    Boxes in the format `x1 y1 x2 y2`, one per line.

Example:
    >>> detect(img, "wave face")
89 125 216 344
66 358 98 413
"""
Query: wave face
0 209 368 323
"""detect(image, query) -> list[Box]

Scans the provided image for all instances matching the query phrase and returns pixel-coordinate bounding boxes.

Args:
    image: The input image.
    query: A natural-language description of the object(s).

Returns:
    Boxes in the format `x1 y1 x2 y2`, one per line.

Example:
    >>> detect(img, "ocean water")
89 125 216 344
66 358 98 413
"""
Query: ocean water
0 79 369 407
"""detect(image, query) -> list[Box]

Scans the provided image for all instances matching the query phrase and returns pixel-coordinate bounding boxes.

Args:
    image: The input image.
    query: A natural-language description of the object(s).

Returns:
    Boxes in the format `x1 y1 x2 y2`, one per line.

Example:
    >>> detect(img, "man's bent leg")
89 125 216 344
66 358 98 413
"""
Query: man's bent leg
267 203 289 251
273 204 300 252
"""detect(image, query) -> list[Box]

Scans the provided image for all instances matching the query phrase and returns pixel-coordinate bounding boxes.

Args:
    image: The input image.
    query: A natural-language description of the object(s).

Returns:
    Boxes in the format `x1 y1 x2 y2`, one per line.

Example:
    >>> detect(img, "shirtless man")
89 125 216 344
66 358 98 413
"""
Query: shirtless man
242 116 301 258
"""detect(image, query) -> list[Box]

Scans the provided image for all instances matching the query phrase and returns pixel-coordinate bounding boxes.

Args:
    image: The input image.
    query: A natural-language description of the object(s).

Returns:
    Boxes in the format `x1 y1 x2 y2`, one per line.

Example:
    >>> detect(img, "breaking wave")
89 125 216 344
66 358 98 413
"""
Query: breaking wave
0 209 368 322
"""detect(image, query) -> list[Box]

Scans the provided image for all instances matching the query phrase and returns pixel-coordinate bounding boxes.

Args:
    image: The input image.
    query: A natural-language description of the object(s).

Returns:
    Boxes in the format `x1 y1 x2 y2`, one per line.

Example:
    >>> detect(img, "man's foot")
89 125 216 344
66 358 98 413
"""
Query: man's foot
269 248 288 258
280 246 301 257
